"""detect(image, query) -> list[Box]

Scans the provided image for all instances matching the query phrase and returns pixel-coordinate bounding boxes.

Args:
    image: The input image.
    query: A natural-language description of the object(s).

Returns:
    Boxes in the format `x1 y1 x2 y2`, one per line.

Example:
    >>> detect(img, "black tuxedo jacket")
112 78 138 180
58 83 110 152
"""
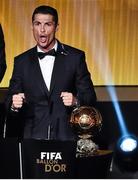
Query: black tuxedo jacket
0 24 6 83
6 41 96 140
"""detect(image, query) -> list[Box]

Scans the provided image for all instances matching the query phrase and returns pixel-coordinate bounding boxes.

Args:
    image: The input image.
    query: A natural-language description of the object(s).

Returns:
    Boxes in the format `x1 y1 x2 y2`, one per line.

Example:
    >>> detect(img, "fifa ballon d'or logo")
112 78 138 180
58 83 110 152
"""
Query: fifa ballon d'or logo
36 152 66 173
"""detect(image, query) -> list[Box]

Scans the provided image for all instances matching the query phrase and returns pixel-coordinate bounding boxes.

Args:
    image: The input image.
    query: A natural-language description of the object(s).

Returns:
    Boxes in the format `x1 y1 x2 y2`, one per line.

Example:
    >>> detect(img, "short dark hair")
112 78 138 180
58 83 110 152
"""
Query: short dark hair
32 5 58 25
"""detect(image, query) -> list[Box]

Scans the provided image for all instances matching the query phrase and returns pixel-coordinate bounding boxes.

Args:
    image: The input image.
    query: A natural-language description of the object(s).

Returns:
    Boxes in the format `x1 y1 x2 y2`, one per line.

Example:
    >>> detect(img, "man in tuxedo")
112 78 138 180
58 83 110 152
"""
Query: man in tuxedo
0 24 6 83
5 5 97 140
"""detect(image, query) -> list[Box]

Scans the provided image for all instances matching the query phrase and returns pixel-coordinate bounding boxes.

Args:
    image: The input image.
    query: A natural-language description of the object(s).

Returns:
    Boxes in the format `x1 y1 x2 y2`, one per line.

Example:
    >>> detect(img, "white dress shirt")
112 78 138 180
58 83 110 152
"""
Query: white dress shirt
37 41 58 91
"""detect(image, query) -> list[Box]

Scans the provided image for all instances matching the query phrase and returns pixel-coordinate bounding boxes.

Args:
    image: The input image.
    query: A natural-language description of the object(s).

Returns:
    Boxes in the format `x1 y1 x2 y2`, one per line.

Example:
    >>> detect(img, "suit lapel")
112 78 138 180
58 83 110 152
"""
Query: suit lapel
50 54 65 94
49 41 68 95
30 47 49 96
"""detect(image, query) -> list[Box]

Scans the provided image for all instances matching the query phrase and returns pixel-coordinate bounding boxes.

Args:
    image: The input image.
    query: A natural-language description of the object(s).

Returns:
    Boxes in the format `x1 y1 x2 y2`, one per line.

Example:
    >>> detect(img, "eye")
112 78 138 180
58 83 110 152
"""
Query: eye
45 22 53 27
33 21 40 26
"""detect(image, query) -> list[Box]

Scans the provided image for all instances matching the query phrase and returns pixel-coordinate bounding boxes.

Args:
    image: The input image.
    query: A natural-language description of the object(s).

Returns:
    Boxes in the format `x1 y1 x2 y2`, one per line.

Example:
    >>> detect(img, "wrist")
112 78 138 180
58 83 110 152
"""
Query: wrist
73 97 80 107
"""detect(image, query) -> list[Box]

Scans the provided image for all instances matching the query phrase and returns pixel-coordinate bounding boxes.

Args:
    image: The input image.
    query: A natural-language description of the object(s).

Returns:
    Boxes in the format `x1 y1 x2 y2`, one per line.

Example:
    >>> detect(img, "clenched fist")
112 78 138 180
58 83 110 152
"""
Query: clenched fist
60 92 77 106
11 93 25 110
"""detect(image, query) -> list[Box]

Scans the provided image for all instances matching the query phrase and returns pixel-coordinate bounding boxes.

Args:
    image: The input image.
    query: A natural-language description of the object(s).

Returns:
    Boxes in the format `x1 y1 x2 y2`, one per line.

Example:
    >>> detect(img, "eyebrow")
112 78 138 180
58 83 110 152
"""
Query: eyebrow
33 20 54 24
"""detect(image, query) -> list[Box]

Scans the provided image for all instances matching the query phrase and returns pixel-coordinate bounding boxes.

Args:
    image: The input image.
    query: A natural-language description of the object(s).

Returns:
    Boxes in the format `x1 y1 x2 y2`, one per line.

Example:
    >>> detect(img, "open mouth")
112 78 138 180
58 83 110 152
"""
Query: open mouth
40 35 47 43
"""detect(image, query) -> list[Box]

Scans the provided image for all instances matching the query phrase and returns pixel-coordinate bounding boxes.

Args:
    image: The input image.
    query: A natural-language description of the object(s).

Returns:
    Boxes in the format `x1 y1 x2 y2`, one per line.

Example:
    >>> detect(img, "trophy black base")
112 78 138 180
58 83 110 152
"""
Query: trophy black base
76 150 113 179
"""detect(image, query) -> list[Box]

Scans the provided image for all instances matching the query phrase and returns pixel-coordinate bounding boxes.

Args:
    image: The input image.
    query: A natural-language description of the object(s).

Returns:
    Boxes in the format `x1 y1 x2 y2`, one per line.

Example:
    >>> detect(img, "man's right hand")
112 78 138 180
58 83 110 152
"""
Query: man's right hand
11 93 25 110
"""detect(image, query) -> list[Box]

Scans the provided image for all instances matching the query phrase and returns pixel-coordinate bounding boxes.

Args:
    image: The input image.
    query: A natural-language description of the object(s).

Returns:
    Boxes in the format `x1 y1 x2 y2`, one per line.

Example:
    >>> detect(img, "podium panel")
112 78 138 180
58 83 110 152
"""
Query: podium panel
0 138 113 178
21 139 77 179
0 138 20 179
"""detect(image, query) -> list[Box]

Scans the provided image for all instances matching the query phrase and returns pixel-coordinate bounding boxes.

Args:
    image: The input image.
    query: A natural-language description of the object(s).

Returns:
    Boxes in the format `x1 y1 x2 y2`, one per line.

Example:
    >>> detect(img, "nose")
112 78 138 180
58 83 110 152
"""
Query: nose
40 24 45 32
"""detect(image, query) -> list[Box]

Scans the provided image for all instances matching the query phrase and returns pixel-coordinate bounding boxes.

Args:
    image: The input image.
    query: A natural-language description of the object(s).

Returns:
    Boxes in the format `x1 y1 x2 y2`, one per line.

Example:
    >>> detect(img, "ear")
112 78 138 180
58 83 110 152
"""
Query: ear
55 23 59 32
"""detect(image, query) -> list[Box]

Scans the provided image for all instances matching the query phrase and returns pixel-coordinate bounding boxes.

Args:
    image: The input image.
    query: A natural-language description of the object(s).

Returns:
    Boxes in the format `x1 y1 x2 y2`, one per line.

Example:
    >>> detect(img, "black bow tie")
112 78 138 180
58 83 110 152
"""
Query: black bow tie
37 49 56 59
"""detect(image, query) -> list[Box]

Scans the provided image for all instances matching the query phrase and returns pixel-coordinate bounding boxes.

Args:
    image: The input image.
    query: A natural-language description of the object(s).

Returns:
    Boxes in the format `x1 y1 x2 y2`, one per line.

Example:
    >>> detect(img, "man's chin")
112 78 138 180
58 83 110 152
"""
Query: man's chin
38 44 49 50
40 43 48 47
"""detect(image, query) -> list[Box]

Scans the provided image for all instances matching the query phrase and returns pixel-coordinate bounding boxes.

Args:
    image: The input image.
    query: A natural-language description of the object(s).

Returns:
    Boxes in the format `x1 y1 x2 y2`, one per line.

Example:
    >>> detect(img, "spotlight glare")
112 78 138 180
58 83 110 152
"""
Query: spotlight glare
120 137 137 152
115 135 138 172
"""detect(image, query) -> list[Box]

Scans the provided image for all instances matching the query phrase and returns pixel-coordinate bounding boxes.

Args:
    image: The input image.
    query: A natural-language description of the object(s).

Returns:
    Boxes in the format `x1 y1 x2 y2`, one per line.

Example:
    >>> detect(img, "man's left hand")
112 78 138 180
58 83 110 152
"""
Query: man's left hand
60 92 77 106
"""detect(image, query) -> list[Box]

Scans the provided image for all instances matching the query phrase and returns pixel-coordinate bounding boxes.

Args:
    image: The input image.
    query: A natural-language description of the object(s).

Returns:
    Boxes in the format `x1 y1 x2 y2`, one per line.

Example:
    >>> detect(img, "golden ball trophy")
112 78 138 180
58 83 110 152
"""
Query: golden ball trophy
70 106 102 157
